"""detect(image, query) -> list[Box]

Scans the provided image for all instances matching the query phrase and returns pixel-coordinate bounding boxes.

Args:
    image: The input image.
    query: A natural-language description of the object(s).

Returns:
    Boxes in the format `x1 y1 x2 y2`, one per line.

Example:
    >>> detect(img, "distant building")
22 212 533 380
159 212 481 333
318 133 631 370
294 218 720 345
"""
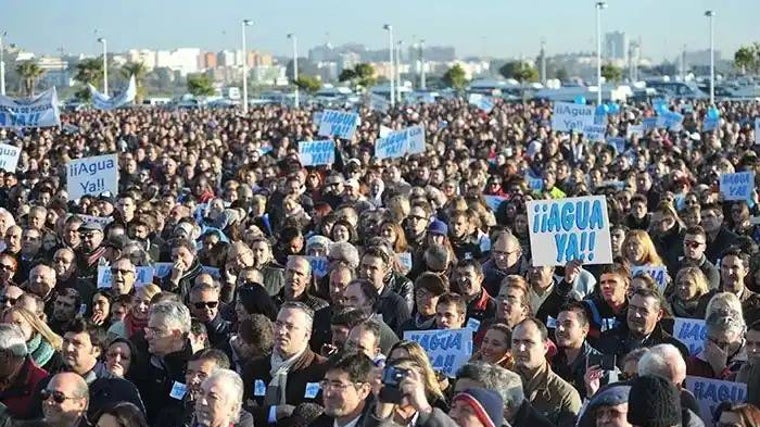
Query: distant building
604 31 628 62
201 52 217 70
683 49 722 67
155 48 201 76
126 49 157 70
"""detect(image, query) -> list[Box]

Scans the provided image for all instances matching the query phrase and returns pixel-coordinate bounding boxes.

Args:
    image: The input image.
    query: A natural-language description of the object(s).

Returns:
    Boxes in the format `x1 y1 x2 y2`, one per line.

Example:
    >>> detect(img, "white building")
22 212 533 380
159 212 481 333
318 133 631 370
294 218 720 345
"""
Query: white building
126 49 157 70
155 48 201 76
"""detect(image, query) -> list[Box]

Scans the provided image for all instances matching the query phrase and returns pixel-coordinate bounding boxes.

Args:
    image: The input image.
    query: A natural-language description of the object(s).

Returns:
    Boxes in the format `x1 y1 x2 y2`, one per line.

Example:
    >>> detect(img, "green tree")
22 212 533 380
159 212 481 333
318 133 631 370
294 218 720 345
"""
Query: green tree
338 63 376 90
293 75 322 94
499 61 539 83
73 58 104 101
734 44 759 74
15 61 45 96
554 68 569 81
442 64 468 91
338 68 357 83
186 73 215 98
601 64 623 83
121 62 148 104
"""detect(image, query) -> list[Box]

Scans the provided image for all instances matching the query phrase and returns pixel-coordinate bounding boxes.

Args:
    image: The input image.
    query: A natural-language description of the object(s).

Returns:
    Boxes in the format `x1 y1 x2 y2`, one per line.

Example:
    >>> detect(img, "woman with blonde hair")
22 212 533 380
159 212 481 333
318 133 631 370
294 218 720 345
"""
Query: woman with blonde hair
2 306 64 371
669 267 711 318
386 341 446 405
622 230 665 267
108 284 162 339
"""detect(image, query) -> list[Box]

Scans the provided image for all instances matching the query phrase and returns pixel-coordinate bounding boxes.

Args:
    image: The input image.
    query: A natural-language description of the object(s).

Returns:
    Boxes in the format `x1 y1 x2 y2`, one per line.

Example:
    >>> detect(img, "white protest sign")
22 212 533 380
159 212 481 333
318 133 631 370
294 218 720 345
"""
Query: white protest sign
627 125 644 139
379 125 393 138
467 93 483 105
582 124 606 141
526 196 612 266
77 214 114 228
406 125 426 155
0 87 61 128
317 110 359 139
97 265 155 289
631 265 669 292
153 262 173 279
551 102 596 133
685 376 746 426
477 97 494 113
67 154 119 200
89 75 136 110
298 140 335 166
673 318 707 356
396 252 413 271
375 128 408 160
302 256 329 279
755 118 760 145
720 172 754 201
404 329 473 377
0 143 20 172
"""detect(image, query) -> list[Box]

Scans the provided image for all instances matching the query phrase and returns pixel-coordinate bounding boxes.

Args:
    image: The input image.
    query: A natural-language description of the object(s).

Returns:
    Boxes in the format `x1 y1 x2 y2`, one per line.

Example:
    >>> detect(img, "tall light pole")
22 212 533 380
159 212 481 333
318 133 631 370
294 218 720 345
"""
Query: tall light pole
396 40 404 101
97 37 108 95
287 33 299 109
0 31 6 96
705 10 715 105
241 19 253 114
383 24 394 107
419 38 426 90
595 2 607 106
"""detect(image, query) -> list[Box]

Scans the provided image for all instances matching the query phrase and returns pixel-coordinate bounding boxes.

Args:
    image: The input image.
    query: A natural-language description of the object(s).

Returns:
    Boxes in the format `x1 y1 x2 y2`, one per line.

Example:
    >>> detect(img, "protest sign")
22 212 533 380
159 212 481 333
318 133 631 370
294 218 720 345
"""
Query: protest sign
375 128 408 159
627 125 643 139
0 143 21 172
403 329 473 377
551 102 596 133
483 195 507 213
641 117 657 131
720 172 754 201
583 124 606 141
656 111 684 131
0 87 61 128
673 318 707 356
303 256 329 279
607 137 625 154
317 110 359 139
89 75 136 110
526 175 544 192
396 252 412 271
312 112 323 125
702 117 719 132
467 93 483 105
526 196 612 266
77 214 114 228
631 265 668 292
406 125 426 155
477 97 494 113
153 262 173 279
369 94 390 113
298 140 335 166
379 125 393 138
755 118 760 145
98 265 154 289
685 376 746 426
67 154 119 200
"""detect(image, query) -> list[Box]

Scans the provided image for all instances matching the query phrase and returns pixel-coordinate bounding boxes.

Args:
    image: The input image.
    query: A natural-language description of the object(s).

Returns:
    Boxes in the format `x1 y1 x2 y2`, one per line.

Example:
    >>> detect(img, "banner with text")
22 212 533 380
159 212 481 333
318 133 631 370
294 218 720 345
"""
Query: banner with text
404 329 473 377
97 265 154 289
89 76 136 110
298 140 335 166
526 195 612 266
317 110 359 139
0 87 61 128
720 172 754 201
673 318 707 356
685 376 746 426
0 143 21 172
551 102 596 133
67 154 119 200
631 265 669 292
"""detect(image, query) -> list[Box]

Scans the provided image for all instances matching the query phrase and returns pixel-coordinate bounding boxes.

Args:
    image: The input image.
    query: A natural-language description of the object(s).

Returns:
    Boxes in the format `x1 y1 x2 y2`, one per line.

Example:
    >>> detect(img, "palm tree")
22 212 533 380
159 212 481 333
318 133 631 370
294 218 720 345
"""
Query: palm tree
15 61 45 96
121 62 148 103
73 58 104 101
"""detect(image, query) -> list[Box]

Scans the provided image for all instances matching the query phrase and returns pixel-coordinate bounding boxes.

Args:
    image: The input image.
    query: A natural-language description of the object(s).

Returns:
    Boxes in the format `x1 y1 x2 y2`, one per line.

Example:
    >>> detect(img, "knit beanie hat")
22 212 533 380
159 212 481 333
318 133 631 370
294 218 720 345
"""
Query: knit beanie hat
627 375 682 427
452 388 504 427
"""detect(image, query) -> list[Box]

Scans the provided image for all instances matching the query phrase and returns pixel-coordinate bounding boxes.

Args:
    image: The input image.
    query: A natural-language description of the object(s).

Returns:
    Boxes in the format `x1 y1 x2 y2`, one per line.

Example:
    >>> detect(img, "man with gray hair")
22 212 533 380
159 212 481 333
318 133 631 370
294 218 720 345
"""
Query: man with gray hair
194 369 246 427
687 312 747 379
242 302 328 426
137 300 194 424
0 324 49 419
454 362 554 427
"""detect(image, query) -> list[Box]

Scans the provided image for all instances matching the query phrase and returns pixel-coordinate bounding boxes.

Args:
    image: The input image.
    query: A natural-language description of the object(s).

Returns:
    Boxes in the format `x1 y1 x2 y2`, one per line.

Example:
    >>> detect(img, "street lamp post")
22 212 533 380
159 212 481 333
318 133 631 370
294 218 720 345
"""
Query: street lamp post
383 24 394 107
287 33 299 109
0 31 6 96
97 37 108 95
595 2 607 106
705 10 716 105
419 39 426 90
241 19 253 114
397 40 404 101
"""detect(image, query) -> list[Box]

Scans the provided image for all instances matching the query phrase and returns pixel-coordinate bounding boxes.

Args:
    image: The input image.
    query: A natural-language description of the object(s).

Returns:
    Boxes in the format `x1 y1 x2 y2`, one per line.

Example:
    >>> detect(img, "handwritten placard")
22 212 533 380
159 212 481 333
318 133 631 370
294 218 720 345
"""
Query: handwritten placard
403 329 473 377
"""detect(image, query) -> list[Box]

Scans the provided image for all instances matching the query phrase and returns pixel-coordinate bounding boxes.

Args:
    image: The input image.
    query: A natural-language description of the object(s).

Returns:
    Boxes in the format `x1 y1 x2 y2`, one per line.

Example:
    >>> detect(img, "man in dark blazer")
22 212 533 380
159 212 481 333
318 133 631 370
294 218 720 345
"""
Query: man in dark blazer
242 302 328 426
309 352 375 427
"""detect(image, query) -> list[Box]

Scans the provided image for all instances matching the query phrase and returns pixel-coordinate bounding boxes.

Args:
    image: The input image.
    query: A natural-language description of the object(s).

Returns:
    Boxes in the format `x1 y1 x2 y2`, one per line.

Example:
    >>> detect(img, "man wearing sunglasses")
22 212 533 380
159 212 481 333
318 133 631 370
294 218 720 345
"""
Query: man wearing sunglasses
0 284 23 309
40 372 89 427
189 277 230 350
670 225 720 291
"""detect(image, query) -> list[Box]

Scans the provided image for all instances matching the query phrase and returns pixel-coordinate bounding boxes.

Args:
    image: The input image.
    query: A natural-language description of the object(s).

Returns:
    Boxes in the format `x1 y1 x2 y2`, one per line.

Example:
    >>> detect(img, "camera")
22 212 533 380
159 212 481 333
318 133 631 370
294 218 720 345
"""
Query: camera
587 353 617 371
379 366 408 404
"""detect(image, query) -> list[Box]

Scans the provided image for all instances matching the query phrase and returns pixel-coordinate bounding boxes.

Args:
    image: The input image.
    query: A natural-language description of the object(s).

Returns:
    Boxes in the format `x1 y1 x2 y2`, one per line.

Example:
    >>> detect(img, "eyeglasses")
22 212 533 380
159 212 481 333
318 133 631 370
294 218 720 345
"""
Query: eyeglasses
684 240 705 249
40 389 79 404
0 296 17 305
0 264 14 271
319 380 361 392
193 301 219 310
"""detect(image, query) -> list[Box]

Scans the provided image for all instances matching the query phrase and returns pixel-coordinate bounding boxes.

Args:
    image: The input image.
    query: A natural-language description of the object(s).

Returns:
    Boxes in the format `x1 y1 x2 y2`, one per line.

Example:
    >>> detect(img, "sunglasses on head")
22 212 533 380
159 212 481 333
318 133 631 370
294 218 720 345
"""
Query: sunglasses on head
40 389 77 404
193 301 219 310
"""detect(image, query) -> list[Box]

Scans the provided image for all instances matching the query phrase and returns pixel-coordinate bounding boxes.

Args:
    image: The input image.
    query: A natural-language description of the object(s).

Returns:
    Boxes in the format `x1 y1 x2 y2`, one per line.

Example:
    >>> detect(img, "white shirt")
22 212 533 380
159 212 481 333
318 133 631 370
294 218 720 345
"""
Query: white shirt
334 414 362 427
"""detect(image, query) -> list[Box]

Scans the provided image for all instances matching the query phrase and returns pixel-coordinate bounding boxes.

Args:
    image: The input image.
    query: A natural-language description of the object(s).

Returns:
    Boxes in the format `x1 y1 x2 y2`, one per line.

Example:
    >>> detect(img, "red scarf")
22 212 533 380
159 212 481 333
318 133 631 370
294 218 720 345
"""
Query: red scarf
123 313 148 338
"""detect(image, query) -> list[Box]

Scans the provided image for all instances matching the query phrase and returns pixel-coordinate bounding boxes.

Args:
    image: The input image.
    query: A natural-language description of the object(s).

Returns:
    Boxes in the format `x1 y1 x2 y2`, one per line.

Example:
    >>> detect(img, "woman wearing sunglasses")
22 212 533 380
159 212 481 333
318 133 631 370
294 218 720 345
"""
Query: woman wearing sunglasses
107 284 161 340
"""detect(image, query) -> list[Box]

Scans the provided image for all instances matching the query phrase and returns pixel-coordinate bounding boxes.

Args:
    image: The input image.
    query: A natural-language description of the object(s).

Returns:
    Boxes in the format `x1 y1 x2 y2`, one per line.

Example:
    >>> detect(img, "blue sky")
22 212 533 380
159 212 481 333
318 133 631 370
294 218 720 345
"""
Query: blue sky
2 0 755 61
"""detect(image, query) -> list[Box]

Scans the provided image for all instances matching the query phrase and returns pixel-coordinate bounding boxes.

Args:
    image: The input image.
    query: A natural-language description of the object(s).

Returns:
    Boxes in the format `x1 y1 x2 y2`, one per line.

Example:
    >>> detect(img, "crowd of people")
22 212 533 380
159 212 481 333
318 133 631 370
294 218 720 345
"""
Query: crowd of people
0 96 757 427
